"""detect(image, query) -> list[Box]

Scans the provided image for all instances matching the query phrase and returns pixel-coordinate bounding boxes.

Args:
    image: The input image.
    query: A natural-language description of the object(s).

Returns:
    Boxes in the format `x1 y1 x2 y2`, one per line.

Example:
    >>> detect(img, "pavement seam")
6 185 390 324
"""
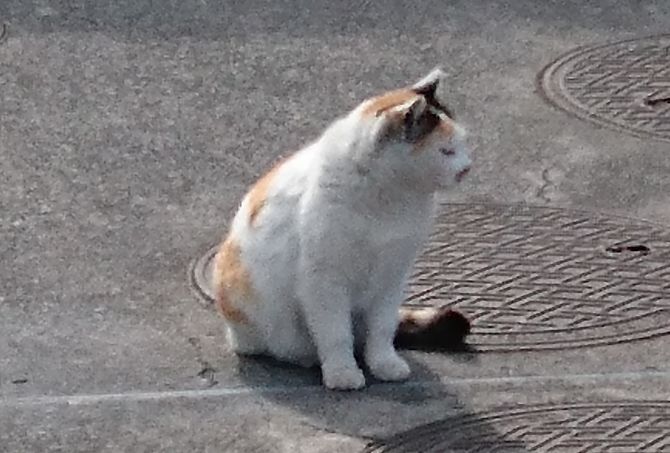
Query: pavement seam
1 369 667 409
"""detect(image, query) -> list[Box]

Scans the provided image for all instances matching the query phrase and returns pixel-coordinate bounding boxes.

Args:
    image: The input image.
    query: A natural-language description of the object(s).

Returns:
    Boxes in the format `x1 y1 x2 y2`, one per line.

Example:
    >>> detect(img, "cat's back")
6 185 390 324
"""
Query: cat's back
240 147 315 228
226 146 318 275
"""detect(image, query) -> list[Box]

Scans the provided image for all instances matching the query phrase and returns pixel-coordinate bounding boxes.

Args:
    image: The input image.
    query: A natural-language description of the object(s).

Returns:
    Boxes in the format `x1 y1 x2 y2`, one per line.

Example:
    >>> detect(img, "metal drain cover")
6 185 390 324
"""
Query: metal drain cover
363 401 670 452
540 35 670 142
191 203 670 351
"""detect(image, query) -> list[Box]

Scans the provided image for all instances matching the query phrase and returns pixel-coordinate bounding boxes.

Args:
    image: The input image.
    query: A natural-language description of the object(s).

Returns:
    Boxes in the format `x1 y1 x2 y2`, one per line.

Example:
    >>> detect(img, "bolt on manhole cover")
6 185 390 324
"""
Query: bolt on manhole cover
363 401 670 452
539 35 670 142
191 203 670 351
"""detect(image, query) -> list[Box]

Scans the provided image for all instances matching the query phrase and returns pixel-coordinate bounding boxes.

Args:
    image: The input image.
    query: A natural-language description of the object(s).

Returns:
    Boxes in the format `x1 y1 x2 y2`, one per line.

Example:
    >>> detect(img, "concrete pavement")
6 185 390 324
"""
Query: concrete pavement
1 1 669 451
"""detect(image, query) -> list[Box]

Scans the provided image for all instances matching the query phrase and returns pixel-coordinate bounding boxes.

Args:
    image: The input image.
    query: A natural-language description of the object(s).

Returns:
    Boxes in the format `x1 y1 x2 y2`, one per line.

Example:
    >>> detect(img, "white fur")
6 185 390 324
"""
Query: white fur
214 70 471 390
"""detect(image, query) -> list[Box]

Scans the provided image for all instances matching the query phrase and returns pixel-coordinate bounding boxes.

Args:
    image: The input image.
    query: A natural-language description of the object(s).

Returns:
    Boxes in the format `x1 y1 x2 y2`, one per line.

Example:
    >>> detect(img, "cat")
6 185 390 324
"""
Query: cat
212 69 472 390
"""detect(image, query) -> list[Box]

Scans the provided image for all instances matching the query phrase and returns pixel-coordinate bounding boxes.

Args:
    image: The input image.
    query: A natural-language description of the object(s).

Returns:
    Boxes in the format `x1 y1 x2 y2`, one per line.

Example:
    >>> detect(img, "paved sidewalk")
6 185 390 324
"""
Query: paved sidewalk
1 1 669 451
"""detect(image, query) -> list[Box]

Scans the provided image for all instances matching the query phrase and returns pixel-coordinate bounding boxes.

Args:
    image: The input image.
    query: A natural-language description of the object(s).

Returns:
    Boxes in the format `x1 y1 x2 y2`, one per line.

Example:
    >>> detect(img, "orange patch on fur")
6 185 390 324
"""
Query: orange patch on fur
247 157 288 226
213 238 253 324
438 119 454 137
362 89 419 117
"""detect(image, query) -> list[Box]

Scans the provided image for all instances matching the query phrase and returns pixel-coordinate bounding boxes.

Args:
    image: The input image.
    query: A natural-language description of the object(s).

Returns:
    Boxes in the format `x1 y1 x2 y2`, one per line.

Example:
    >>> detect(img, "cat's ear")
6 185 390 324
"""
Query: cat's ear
390 96 438 142
411 68 445 98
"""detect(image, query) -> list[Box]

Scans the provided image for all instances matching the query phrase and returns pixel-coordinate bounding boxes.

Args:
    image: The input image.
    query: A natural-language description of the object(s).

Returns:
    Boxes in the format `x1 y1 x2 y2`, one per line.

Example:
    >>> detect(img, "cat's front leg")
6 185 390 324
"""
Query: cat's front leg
297 203 368 390
364 288 411 382
297 274 365 391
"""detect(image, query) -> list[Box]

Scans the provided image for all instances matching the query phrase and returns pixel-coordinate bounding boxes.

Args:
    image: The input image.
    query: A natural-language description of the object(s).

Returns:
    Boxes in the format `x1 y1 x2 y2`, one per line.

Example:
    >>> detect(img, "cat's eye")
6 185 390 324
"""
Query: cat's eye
440 148 456 156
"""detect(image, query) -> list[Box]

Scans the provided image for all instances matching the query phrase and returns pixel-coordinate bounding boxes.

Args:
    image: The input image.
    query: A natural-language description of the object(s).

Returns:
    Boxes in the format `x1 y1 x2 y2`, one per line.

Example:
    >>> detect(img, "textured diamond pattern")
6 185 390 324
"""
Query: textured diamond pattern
364 402 670 453
540 35 670 142
405 204 670 350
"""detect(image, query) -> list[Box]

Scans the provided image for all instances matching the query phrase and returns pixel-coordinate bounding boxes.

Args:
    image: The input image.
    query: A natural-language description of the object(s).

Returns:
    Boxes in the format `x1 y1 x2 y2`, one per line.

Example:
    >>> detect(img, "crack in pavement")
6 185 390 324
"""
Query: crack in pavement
0 23 8 45
536 167 555 203
187 337 218 388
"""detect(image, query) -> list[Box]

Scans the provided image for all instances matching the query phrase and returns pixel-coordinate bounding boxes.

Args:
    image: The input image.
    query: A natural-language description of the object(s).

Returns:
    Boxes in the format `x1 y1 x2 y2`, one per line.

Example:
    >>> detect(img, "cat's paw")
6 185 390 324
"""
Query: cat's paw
368 353 411 382
321 360 366 390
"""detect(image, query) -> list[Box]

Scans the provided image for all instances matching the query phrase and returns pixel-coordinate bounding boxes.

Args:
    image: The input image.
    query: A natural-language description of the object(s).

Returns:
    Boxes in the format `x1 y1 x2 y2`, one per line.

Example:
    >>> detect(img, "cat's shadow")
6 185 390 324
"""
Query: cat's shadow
235 344 480 396
235 347 528 451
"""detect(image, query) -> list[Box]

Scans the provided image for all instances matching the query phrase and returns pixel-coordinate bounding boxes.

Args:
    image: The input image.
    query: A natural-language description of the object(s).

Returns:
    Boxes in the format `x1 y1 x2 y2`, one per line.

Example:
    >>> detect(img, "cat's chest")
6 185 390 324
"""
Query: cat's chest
354 212 429 277
365 206 431 247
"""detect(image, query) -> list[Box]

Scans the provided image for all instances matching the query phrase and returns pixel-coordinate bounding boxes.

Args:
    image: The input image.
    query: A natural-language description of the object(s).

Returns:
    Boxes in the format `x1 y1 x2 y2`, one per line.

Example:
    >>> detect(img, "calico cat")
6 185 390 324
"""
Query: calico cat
213 69 472 390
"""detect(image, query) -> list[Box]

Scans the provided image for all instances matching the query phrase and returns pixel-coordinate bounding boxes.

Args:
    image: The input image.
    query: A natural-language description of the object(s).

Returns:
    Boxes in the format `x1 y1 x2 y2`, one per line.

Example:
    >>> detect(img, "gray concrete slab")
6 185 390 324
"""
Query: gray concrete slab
2 372 669 452
1 0 669 451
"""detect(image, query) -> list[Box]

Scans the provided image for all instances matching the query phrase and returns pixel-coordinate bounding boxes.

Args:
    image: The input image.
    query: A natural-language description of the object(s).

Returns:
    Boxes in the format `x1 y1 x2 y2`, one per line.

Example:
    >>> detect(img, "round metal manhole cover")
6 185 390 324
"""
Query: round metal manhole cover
363 401 670 452
539 35 670 142
191 203 670 351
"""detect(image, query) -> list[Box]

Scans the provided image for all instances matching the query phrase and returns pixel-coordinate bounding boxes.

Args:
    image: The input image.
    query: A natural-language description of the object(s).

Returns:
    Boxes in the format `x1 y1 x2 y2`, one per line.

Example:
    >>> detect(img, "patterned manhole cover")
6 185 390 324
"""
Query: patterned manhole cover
539 35 670 142
363 401 670 452
191 203 670 351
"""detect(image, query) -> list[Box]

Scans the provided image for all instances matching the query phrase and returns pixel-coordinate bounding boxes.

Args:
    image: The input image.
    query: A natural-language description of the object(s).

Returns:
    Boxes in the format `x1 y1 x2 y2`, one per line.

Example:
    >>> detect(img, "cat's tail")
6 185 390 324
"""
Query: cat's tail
394 306 471 350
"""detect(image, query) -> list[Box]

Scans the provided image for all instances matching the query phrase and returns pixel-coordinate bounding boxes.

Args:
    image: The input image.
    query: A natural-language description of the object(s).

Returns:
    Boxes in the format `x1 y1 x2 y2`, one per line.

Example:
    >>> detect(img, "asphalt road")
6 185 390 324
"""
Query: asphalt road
1 1 669 452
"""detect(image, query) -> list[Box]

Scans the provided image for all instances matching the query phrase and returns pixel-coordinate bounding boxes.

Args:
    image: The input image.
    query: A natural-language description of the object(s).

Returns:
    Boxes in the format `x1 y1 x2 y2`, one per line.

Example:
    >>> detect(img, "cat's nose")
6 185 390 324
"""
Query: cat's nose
456 167 470 183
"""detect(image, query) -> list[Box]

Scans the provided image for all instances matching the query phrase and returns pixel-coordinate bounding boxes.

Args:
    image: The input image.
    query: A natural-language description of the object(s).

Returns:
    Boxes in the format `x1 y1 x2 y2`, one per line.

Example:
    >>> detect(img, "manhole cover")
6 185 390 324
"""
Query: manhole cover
539 35 670 142
191 203 670 351
363 401 670 452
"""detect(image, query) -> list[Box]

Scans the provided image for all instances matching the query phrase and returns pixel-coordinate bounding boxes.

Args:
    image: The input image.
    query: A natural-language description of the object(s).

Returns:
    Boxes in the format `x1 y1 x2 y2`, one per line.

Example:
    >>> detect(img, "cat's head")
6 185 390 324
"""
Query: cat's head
359 69 471 192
